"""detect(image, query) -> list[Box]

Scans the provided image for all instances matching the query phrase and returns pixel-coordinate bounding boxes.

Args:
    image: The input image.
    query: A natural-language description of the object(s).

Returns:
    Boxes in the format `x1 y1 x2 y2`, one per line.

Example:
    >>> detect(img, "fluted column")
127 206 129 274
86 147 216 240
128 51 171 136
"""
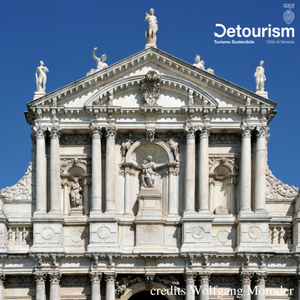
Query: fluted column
35 272 47 300
91 124 102 213
240 270 252 300
35 127 47 214
105 127 117 213
198 128 210 212
255 273 267 300
0 275 4 300
50 127 61 213
90 271 101 300
49 272 61 300
240 127 252 212
184 272 196 300
254 127 268 212
124 165 132 215
199 273 210 300
105 273 116 300
185 128 196 212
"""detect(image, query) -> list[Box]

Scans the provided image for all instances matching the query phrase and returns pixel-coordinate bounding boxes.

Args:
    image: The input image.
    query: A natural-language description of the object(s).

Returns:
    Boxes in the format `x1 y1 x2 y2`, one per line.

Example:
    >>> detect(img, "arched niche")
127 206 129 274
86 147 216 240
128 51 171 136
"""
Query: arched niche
125 138 174 166
120 282 178 300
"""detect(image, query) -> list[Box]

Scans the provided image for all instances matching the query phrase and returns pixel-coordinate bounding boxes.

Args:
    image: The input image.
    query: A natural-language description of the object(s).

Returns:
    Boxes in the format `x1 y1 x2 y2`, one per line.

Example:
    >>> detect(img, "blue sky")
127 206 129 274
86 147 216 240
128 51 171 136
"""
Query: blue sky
0 0 299 190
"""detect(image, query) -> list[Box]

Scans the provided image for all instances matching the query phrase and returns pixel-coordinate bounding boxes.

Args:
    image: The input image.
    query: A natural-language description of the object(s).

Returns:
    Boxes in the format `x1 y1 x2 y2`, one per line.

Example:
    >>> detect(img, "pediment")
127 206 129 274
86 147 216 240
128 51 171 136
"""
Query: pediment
26 48 276 114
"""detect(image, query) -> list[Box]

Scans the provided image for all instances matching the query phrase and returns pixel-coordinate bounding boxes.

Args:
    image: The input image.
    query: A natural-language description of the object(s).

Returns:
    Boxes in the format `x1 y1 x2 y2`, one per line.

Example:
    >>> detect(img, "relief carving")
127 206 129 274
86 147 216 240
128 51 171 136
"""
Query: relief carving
209 134 239 144
61 275 90 286
141 71 161 106
61 134 91 145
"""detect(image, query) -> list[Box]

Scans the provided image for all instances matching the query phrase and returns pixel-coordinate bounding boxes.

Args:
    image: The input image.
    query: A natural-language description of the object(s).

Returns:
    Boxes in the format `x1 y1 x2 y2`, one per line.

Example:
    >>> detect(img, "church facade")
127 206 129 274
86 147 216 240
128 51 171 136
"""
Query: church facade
0 41 299 299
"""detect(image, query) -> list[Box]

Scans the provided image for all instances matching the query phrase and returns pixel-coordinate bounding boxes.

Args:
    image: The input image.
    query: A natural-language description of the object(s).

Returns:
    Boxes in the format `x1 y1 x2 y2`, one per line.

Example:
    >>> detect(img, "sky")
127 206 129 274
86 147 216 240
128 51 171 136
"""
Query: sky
0 0 299 190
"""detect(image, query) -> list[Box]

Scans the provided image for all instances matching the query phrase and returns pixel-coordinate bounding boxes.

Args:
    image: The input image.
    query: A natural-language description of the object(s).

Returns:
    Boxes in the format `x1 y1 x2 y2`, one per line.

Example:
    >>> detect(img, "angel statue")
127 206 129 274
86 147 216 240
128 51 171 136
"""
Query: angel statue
70 178 83 208
86 47 108 76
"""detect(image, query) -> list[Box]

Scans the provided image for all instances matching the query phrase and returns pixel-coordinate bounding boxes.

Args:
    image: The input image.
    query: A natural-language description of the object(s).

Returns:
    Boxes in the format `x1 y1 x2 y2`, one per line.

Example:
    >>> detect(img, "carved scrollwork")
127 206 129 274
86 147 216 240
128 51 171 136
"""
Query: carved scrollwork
105 273 116 284
266 167 299 200
5 275 35 287
49 272 61 285
209 134 239 145
60 158 91 176
255 272 268 284
209 157 238 176
141 71 161 106
34 272 47 285
106 126 117 140
0 164 32 201
61 134 91 145
61 275 90 286
116 275 144 298
183 272 196 284
49 126 61 139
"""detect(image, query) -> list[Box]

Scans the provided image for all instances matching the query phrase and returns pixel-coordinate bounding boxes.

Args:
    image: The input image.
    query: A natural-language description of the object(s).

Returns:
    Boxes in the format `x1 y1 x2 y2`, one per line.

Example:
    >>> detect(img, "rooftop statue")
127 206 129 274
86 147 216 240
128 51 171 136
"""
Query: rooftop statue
35 61 49 93
86 47 108 76
145 8 158 47
254 60 266 92
193 54 205 70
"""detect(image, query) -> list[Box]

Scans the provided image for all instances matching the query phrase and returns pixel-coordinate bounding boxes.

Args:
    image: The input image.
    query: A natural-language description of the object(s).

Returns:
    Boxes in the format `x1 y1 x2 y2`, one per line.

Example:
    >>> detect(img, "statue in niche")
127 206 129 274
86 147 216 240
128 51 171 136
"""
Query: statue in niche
35 61 49 92
254 60 266 92
145 8 158 45
121 133 134 158
193 54 205 70
70 178 83 208
87 47 108 76
141 156 156 188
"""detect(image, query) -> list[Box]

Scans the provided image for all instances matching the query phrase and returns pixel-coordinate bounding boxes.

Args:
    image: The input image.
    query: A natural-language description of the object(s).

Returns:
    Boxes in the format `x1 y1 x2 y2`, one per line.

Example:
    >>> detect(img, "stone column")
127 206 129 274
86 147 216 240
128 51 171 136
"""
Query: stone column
240 127 252 212
254 127 268 212
199 273 210 300
124 165 132 215
0 275 5 300
34 272 47 300
35 127 47 214
105 273 116 300
240 270 252 300
83 179 90 215
185 128 196 212
209 179 215 213
91 124 102 213
50 127 61 213
105 127 117 213
168 165 176 215
90 271 102 300
255 273 267 300
184 272 196 300
62 180 70 215
198 128 210 212
49 272 61 300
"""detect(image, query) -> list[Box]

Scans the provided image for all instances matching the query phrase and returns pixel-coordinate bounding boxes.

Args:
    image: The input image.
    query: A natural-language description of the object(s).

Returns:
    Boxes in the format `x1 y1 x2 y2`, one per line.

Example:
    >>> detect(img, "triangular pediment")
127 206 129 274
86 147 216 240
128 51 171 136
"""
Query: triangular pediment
26 48 276 116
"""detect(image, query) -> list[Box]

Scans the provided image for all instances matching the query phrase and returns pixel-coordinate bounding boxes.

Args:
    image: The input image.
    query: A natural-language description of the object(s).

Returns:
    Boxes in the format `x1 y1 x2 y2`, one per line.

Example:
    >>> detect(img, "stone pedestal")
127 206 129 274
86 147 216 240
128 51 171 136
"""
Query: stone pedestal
33 91 46 100
180 214 215 252
256 91 268 99
31 218 64 252
70 206 83 216
236 212 272 252
134 188 166 253
87 214 121 253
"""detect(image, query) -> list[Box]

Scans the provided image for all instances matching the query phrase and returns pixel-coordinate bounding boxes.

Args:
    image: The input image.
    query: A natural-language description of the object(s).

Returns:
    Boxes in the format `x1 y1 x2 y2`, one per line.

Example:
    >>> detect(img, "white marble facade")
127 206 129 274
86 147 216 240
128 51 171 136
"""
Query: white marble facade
0 47 299 300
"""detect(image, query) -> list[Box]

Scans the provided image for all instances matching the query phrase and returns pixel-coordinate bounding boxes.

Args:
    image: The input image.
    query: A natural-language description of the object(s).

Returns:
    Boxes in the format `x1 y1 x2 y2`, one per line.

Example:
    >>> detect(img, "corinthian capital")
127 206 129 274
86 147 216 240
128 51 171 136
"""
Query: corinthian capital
90 121 102 139
105 272 116 284
49 126 61 139
239 269 253 285
89 271 102 284
33 125 46 139
256 126 269 139
241 125 254 139
0 274 4 285
34 272 47 284
199 127 211 139
186 128 195 140
255 272 268 284
106 126 117 140
184 272 196 284
199 272 211 284
49 272 61 285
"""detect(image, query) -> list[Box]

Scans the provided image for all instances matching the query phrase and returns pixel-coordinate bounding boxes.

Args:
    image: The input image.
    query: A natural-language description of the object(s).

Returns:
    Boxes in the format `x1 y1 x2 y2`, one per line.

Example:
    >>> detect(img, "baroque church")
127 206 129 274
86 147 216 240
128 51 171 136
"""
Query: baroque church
0 9 299 300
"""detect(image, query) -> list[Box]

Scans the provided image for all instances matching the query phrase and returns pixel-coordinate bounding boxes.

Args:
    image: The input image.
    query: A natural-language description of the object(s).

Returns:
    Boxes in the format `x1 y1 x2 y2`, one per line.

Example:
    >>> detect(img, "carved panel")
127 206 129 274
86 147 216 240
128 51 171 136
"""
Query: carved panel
209 134 239 145
5 275 35 287
61 134 91 145
61 275 90 287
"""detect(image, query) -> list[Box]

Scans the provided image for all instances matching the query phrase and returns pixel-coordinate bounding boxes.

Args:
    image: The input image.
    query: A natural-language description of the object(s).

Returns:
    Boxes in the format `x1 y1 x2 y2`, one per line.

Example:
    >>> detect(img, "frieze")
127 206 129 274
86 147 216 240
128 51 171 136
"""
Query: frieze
61 275 90 286
210 275 238 285
0 164 33 201
61 134 91 145
209 134 239 145
266 167 299 200
5 275 35 287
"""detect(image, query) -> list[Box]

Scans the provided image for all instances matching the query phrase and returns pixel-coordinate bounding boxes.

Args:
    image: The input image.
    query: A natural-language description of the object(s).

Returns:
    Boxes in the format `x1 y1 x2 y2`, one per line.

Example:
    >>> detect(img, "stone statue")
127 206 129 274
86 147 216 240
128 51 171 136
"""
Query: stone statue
70 178 82 207
35 61 49 93
86 47 108 76
167 137 179 161
141 156 155 188
121 136 134 158
254 60 266 92
145 8 158 45
193 54 205 70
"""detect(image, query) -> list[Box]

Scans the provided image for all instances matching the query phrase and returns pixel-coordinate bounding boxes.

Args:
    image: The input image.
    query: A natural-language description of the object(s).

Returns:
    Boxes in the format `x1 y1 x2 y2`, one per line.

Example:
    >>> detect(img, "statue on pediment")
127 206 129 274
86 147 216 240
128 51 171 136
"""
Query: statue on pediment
254 60 266 92
87 47 108 76
193 54 205 70
35 61 49 93
141 156 156 188
145 8 158 45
